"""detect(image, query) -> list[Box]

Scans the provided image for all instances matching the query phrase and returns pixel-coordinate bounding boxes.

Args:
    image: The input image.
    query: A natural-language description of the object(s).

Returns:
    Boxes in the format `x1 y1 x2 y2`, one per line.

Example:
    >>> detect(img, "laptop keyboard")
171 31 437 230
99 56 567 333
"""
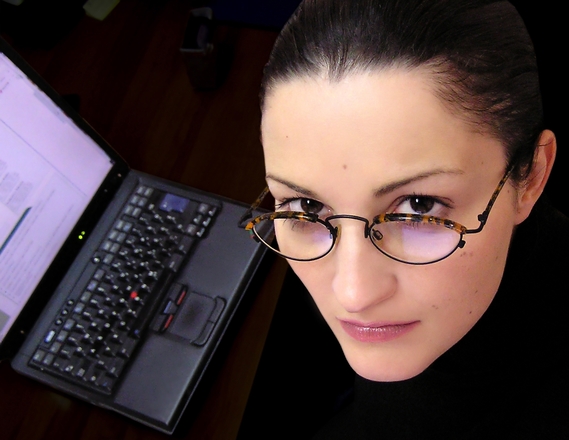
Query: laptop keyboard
28 184 219 395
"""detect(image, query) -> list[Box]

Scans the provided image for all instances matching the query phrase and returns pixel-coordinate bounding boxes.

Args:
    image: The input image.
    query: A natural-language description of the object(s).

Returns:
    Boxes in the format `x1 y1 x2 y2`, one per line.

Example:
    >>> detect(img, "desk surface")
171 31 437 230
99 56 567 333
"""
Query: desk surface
0 1 289 438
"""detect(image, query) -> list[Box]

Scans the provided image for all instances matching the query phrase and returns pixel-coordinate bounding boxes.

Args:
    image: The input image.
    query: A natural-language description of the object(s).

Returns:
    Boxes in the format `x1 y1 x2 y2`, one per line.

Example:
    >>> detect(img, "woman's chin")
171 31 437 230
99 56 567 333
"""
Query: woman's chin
343 348 431 382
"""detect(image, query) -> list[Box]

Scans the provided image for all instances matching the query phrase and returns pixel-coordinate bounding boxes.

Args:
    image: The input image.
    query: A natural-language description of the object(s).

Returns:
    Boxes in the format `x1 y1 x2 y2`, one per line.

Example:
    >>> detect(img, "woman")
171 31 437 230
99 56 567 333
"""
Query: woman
239 0 567 438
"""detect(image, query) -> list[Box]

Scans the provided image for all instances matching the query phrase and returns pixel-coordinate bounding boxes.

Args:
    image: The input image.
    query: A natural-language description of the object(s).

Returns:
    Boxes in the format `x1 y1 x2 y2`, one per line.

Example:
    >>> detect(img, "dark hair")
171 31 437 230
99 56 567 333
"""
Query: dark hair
260 0 544 184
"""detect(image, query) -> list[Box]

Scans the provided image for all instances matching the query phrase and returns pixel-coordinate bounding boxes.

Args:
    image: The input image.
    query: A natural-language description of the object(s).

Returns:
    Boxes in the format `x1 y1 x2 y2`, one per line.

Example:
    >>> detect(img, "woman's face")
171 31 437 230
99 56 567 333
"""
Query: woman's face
261 70 528 382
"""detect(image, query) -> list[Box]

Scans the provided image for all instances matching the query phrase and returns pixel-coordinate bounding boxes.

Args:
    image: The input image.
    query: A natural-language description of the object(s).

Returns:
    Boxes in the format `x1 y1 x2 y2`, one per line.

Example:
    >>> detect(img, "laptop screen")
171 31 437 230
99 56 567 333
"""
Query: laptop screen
0 53 114 344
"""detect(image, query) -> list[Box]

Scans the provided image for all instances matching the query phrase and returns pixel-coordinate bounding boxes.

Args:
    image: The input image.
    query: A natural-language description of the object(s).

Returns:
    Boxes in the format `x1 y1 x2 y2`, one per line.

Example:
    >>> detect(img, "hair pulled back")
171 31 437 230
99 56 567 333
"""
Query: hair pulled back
261 0 544 183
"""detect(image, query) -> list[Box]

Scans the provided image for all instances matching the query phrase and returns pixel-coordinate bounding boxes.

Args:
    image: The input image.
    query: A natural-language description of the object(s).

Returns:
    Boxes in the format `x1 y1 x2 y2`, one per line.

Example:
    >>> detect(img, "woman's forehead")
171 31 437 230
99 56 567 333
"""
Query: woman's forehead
261 71 504 183
262 71 460 149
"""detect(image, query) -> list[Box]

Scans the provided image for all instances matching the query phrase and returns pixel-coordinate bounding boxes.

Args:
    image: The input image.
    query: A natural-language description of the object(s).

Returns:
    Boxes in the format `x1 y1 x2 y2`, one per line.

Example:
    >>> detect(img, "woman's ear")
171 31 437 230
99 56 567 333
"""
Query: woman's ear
514 129 557 224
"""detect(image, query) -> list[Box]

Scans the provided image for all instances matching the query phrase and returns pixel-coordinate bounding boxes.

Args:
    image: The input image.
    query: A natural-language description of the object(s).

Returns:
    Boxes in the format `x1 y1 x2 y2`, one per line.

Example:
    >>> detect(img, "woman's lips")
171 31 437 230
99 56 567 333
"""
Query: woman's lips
339 319 419 343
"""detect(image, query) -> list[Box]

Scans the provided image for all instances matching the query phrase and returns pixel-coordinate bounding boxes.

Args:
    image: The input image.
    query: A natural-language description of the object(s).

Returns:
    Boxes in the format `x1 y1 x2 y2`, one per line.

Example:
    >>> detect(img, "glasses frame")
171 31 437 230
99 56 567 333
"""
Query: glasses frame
238 164 515 265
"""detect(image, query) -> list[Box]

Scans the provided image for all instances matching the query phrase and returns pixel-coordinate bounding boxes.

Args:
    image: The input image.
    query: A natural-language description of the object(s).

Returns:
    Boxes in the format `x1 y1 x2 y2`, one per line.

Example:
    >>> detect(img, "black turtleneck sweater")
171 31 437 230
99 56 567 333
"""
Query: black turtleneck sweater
312 197 568 439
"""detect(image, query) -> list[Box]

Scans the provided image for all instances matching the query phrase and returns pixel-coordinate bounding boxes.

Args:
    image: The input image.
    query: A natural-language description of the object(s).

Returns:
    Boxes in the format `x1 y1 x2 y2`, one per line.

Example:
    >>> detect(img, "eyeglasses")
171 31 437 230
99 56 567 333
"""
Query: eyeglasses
238 164 514 265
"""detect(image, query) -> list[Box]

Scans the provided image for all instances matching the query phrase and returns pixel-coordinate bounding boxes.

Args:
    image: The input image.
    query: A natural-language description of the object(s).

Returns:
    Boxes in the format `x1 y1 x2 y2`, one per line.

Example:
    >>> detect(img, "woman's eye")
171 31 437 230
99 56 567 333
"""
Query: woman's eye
395 195 445 216
277 198 329 217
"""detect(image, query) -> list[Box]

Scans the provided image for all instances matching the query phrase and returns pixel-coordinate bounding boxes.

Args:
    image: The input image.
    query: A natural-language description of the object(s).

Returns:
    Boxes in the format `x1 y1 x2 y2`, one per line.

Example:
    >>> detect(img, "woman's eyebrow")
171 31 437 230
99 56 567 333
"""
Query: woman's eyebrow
373 169 464 197
265 174 319 198
266 169 464 199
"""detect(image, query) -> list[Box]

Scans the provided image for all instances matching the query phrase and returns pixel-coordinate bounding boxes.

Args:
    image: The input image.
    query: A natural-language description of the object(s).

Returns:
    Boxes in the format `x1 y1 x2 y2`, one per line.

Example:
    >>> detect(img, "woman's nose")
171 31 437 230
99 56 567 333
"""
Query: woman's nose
331 221 397 314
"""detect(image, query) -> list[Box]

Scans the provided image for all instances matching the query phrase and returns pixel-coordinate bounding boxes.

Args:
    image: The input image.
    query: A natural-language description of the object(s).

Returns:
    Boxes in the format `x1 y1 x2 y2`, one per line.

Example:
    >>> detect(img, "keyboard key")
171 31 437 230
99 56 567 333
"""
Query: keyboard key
32 349 46 363
44 330 56 344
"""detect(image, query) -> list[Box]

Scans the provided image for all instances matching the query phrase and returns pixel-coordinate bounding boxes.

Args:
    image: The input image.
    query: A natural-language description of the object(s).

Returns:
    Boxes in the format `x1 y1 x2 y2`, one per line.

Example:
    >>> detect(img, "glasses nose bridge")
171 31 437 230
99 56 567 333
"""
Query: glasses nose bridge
327 214 372 239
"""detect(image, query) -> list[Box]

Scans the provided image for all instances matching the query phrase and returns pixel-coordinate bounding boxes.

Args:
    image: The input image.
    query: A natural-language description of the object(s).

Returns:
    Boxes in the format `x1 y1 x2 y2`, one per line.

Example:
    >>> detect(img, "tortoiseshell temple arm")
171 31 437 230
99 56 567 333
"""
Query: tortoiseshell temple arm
468 163 515 233
237 187 271 229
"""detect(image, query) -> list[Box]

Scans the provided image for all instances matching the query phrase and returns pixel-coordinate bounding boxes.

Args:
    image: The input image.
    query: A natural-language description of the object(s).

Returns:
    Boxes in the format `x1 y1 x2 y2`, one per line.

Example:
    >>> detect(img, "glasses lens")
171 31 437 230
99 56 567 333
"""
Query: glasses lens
253 216 333 261
371 220 461 264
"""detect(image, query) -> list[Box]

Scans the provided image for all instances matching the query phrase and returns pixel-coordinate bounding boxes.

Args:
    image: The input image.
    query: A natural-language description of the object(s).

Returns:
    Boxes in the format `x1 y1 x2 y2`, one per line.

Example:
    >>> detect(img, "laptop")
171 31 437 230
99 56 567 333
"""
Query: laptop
0 37 272 434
